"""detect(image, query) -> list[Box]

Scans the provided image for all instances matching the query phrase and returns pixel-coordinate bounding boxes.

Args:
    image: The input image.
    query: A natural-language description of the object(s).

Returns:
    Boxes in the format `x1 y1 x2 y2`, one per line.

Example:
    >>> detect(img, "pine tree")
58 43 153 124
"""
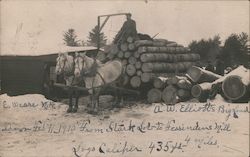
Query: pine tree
63 28 80 46
87 25 107 47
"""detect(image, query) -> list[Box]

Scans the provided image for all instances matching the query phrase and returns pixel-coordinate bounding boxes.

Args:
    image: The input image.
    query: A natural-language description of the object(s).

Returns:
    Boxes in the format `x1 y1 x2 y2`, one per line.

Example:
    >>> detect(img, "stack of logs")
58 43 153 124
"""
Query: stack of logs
147 75 193 104
188 65 250 103
103 37 200 89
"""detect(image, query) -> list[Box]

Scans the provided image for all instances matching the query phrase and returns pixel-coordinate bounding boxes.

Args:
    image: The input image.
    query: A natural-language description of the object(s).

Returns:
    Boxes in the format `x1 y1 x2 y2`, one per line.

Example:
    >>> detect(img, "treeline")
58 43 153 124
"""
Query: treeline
188 32 249 68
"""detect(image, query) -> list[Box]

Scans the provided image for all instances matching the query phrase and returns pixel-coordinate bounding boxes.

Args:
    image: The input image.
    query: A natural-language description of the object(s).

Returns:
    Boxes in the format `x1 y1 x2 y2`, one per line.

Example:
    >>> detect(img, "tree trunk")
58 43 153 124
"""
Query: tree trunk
128 56 137 64
162 85 179 105
140 53 200 63
222 66 250 102
120 43 128 52
126 64 136 76
153 76 168 89
177 78 192 90
191 83 212 102
147 88 162 103
128 43 136 51
177 89 191 101
130 76 141 88
142 62 194 73
186 66 222 83
124 51 132 58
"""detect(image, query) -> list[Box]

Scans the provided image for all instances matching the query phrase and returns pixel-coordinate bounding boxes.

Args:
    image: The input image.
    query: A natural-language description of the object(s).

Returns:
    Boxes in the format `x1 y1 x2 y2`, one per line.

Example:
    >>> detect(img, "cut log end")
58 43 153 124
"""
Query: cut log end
147 88 162 103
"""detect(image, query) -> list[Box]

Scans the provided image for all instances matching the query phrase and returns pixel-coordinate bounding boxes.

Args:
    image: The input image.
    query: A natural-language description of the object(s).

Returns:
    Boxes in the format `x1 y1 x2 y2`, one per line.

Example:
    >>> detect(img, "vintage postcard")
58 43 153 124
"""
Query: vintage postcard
0 0 249 157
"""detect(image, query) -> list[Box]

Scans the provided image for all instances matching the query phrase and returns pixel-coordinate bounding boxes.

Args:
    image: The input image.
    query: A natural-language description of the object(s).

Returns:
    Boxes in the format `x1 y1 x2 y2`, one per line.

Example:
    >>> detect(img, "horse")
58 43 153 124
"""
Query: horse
55 53 82 113
74 52 124 113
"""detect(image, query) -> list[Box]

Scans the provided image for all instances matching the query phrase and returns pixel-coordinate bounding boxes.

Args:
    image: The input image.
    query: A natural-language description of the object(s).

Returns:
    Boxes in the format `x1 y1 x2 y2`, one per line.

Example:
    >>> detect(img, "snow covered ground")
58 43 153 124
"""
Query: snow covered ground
0 94 249 157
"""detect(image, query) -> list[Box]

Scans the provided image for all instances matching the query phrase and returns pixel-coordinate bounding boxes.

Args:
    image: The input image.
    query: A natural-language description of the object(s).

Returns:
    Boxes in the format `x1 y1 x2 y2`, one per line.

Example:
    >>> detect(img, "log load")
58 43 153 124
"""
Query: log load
124 51 132 58
140 53 200 63
153 77 168 89
135 61 142 69
191 83 212 102
117 51 124 58
128 43 136 51
162 85 179 105
147 88 162 103
127 36 134 43
138 46 189 54
130 76 141 88
128 56 137 64
186 66 222 83
135 40 167 47
120 43 128 52
177 78 192 90
222 66 250 102
142 62 194 73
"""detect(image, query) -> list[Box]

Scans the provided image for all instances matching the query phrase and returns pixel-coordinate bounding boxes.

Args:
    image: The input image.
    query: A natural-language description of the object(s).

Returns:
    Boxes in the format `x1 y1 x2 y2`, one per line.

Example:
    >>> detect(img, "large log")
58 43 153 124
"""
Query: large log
222 66 250 102
120 43 128 52
142 62 194 73
162 85 179 105
177 78 192 90
140 53 200 63
186 66 222 83
138 46 189 54
191 83 212 102
117 51 124 58
147 88 162 103
130 76 141 88
126 64 136 76
134 40 166 47
124 51 132 58
153 77 168 89
128 56 137 64
177 89 191 101
128 43 136 51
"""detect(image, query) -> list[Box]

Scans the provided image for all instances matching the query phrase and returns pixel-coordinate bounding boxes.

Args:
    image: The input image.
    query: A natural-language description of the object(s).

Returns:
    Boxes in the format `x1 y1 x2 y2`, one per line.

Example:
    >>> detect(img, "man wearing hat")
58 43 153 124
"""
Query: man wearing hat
114 13 138 44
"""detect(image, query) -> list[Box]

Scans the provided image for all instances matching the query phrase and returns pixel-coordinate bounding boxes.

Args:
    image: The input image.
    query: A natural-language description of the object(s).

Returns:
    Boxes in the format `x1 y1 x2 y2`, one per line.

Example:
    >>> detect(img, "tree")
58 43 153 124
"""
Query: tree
63 28 80 46
87 25 107 47
188 35 221 65
221 32 249 67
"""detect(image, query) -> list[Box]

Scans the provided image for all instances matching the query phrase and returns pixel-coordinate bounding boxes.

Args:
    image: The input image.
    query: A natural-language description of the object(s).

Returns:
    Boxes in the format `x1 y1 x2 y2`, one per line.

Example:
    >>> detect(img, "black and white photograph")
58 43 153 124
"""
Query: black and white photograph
0 0 249 157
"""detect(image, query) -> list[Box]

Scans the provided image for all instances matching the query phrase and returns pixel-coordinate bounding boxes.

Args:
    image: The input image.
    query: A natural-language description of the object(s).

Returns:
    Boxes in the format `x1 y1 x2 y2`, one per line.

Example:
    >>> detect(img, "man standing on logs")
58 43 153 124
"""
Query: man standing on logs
113 13 138 44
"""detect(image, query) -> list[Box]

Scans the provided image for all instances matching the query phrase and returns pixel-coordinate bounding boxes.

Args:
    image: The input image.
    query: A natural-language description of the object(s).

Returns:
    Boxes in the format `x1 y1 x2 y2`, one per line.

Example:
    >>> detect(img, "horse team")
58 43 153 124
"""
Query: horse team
55 52 124 114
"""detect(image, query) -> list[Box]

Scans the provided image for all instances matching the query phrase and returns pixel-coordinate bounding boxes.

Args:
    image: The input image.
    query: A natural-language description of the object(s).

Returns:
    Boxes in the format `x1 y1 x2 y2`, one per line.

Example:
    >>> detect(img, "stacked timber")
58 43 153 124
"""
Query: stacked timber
147 75 192 104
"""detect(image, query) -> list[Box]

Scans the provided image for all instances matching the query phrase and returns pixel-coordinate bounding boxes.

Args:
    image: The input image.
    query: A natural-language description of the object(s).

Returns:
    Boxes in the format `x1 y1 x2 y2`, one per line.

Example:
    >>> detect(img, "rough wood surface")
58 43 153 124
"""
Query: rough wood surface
162 85 179 105
186 66 222 83
147 88 162 103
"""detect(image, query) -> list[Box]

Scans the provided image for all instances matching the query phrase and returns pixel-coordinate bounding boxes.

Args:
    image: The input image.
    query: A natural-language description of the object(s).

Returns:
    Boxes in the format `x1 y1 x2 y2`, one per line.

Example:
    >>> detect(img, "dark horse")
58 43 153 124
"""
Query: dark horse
55 53 82 113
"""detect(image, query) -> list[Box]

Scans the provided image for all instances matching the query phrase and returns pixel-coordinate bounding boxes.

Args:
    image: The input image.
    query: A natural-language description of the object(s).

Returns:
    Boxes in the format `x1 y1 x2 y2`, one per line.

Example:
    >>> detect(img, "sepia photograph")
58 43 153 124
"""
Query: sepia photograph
0 0 249 157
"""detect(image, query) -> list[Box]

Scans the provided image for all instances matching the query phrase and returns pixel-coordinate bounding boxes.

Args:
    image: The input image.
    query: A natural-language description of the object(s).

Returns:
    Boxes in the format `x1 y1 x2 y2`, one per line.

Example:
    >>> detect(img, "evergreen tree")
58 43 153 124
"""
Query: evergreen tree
87 25 107 47
63 28 80 46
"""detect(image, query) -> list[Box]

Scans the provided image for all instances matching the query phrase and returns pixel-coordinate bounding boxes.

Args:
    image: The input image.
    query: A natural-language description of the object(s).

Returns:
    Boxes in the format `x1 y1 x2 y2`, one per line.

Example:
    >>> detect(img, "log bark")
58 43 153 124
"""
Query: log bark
162 85 179 105
142 62 194 73
128 56 137 64
147 88 162 103
177 78 192 90
177 89 191 101
191 83 212 102
186 66 222 83
126 64 136 76
221 66 250 102
130 76 141 88
140 53 200 63
153 77 168 89
120 43 128 52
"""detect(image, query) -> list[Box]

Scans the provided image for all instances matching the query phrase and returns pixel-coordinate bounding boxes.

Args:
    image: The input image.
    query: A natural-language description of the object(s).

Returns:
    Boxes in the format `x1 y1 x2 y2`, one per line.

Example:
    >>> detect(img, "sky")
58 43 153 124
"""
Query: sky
0 0 249 55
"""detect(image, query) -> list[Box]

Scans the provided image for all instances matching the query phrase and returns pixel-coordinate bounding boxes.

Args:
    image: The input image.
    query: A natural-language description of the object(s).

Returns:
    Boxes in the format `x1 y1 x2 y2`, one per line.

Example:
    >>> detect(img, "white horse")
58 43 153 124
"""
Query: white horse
74 52 124 113
55 53 82 113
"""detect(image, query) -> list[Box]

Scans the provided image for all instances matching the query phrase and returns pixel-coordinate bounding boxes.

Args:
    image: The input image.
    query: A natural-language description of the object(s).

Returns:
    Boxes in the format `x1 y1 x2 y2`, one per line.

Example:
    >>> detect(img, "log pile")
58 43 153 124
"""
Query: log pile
103 37 200 90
